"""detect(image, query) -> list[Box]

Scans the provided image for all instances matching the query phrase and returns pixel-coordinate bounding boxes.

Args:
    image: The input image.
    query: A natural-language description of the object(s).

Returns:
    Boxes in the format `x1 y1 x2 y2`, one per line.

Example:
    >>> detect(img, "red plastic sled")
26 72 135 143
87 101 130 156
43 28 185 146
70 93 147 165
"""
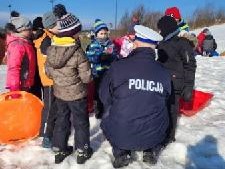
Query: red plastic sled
0 91 43 144
179 90 214 117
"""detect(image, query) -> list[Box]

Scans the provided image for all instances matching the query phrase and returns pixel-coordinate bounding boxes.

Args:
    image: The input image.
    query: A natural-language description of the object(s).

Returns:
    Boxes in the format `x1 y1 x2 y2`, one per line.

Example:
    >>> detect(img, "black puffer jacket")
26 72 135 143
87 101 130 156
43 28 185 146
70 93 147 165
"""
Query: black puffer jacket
157 36 196 94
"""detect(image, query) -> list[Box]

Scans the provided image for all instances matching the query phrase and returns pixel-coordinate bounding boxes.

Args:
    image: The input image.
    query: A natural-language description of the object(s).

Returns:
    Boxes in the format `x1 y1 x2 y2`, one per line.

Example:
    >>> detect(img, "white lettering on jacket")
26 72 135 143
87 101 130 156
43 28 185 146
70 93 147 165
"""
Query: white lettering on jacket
129 79 163 94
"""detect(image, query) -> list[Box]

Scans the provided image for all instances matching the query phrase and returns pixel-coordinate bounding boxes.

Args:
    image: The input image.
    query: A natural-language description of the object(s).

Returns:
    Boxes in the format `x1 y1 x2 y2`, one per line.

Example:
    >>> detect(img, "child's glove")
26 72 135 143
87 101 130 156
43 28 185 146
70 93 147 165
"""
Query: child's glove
9 86 21 99
104 45 114 54
181 87 193 102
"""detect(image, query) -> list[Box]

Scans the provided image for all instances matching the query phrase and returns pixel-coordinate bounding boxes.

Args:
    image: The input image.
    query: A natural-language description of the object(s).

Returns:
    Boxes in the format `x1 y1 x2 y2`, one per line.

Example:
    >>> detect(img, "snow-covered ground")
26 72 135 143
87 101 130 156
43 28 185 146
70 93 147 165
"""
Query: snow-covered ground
1 24 225 169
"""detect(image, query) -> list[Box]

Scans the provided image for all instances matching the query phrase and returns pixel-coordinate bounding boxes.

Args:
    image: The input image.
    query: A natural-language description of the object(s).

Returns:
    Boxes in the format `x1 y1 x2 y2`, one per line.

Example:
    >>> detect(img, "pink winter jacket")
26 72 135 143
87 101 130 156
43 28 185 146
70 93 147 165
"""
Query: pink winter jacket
6 34 36 90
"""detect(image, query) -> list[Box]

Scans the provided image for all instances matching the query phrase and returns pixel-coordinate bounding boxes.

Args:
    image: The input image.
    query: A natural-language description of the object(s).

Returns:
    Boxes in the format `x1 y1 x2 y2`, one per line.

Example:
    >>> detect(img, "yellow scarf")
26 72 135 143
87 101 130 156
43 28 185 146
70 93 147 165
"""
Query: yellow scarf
52 36 76 46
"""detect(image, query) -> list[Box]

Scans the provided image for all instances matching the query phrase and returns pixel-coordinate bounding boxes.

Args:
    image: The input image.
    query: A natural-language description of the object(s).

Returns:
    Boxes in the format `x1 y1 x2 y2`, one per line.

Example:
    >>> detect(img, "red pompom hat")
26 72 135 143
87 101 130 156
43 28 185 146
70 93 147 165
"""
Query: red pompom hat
165 7 181 20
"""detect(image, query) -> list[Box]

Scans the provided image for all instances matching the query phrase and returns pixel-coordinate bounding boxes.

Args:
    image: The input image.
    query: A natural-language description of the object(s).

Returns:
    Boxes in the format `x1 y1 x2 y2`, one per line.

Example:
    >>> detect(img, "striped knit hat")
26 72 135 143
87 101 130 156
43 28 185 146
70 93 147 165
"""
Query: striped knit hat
53 4 81 37
56 13 82 37
94 19 108 34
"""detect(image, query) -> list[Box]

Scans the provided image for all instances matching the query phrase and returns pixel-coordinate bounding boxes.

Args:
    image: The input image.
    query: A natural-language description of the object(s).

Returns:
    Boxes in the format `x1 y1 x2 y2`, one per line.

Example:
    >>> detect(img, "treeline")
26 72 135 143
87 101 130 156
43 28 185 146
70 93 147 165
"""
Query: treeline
118 4 225 34
118 6 162 36
189 4 225 29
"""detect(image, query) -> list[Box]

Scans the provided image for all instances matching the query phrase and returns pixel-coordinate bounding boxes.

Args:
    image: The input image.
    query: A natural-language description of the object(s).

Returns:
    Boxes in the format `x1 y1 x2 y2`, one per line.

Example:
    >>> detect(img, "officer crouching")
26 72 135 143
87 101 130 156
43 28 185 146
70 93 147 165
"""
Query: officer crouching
99 25 172 168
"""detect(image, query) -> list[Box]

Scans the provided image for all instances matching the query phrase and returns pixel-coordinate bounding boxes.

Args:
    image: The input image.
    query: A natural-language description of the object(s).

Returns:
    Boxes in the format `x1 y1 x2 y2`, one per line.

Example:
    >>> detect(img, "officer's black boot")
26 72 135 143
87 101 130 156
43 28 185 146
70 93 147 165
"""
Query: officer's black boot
143 148 160 165
113 153 132 168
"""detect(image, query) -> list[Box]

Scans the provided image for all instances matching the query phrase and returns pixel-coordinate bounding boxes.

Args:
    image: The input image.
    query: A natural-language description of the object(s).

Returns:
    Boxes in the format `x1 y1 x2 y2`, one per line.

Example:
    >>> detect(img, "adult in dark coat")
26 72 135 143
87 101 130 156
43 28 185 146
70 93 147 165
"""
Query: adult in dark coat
157 16 197 144
99 25 171 168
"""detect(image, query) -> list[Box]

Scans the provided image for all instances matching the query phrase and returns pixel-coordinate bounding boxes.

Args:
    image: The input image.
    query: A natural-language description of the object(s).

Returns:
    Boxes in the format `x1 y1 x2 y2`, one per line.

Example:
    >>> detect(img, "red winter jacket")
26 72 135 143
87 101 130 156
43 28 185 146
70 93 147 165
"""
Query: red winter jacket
197 32 206 54
6 34 36 91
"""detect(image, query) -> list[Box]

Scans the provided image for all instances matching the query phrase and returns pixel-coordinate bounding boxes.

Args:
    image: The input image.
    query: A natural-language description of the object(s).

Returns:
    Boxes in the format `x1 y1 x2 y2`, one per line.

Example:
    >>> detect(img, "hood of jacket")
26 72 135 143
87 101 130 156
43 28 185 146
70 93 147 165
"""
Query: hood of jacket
205 35 213 40
47 36 80 69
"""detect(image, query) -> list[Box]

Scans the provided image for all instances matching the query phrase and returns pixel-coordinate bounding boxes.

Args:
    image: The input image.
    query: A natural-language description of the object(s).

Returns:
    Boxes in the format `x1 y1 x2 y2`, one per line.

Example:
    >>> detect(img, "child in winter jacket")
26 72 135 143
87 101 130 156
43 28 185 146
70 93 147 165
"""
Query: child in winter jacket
5 15 36 97
118 18 138 58
202 30 219 57
118 15 139 58
157 16 196 145
197 28 208 55
86 19 117 118
33 12 58 148
45 4 92 164
119 34 135 58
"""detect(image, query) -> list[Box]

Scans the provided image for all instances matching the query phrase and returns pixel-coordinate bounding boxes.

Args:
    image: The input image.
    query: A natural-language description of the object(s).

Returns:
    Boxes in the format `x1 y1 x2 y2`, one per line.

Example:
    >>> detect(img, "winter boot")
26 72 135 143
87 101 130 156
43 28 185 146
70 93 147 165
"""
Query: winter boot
113 153 132 168
77 147 93 164
94 107 103 119
55 146 73 164
42 137 52 148
143 149 160 165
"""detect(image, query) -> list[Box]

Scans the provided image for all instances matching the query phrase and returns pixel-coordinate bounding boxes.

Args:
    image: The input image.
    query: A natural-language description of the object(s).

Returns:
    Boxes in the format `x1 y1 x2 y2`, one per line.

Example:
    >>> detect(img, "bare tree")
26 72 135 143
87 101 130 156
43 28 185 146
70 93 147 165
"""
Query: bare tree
131 5 146 23
189 3 225 29
118 10 130 32
118 5 163 34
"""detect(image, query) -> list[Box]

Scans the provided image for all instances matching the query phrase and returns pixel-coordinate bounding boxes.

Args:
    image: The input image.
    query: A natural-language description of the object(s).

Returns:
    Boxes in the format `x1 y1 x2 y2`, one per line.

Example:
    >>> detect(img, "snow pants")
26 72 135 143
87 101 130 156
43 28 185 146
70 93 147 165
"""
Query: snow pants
166 90 180 143
53 97 90 151
39 86 57 138
94 77 104 118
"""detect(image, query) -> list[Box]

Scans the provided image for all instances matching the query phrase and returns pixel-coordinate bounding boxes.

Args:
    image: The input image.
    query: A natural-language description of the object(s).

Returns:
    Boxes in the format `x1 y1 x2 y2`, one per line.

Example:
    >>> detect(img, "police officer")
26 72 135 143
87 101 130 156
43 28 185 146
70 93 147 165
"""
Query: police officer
99 25 171 168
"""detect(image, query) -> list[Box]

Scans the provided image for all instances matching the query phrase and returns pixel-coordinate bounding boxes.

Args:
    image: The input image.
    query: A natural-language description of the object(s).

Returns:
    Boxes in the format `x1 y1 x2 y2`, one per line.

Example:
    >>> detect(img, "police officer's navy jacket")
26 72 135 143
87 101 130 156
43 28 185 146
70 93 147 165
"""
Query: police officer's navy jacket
99 47 171 150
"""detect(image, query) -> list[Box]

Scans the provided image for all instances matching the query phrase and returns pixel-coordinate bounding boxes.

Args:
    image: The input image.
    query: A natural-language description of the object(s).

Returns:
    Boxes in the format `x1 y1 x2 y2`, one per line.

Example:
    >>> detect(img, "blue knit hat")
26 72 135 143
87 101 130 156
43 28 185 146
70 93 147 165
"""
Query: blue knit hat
94 19 108 34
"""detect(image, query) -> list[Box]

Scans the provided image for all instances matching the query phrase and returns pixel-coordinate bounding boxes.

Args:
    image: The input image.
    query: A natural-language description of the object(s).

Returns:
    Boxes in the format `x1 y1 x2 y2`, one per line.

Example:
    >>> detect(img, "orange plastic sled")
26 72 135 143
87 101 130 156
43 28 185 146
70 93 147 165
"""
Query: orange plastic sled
0 91 43 144
179 90 214 117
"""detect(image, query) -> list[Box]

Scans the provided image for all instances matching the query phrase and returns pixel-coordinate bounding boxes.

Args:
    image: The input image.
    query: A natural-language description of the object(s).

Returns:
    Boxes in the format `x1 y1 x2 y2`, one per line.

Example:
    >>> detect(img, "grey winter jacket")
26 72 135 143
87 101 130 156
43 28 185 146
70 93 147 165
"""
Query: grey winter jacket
203 35 217 52
45 43 92 101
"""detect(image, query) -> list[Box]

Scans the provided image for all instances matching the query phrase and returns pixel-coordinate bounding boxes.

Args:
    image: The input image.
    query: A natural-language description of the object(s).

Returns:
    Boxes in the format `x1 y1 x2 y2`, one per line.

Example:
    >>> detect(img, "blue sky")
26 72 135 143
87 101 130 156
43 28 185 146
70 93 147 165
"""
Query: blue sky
0 0 225 28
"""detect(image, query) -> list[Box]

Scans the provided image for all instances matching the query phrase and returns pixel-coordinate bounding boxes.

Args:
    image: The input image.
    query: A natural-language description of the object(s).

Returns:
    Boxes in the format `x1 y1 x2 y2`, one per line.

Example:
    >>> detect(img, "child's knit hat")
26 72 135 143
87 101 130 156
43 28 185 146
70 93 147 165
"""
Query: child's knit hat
11 16 32 32
53 4 82 37
165 7 181 20
42 11 57 29
33 17 44 31
94 19 108 34
157 15 179 38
